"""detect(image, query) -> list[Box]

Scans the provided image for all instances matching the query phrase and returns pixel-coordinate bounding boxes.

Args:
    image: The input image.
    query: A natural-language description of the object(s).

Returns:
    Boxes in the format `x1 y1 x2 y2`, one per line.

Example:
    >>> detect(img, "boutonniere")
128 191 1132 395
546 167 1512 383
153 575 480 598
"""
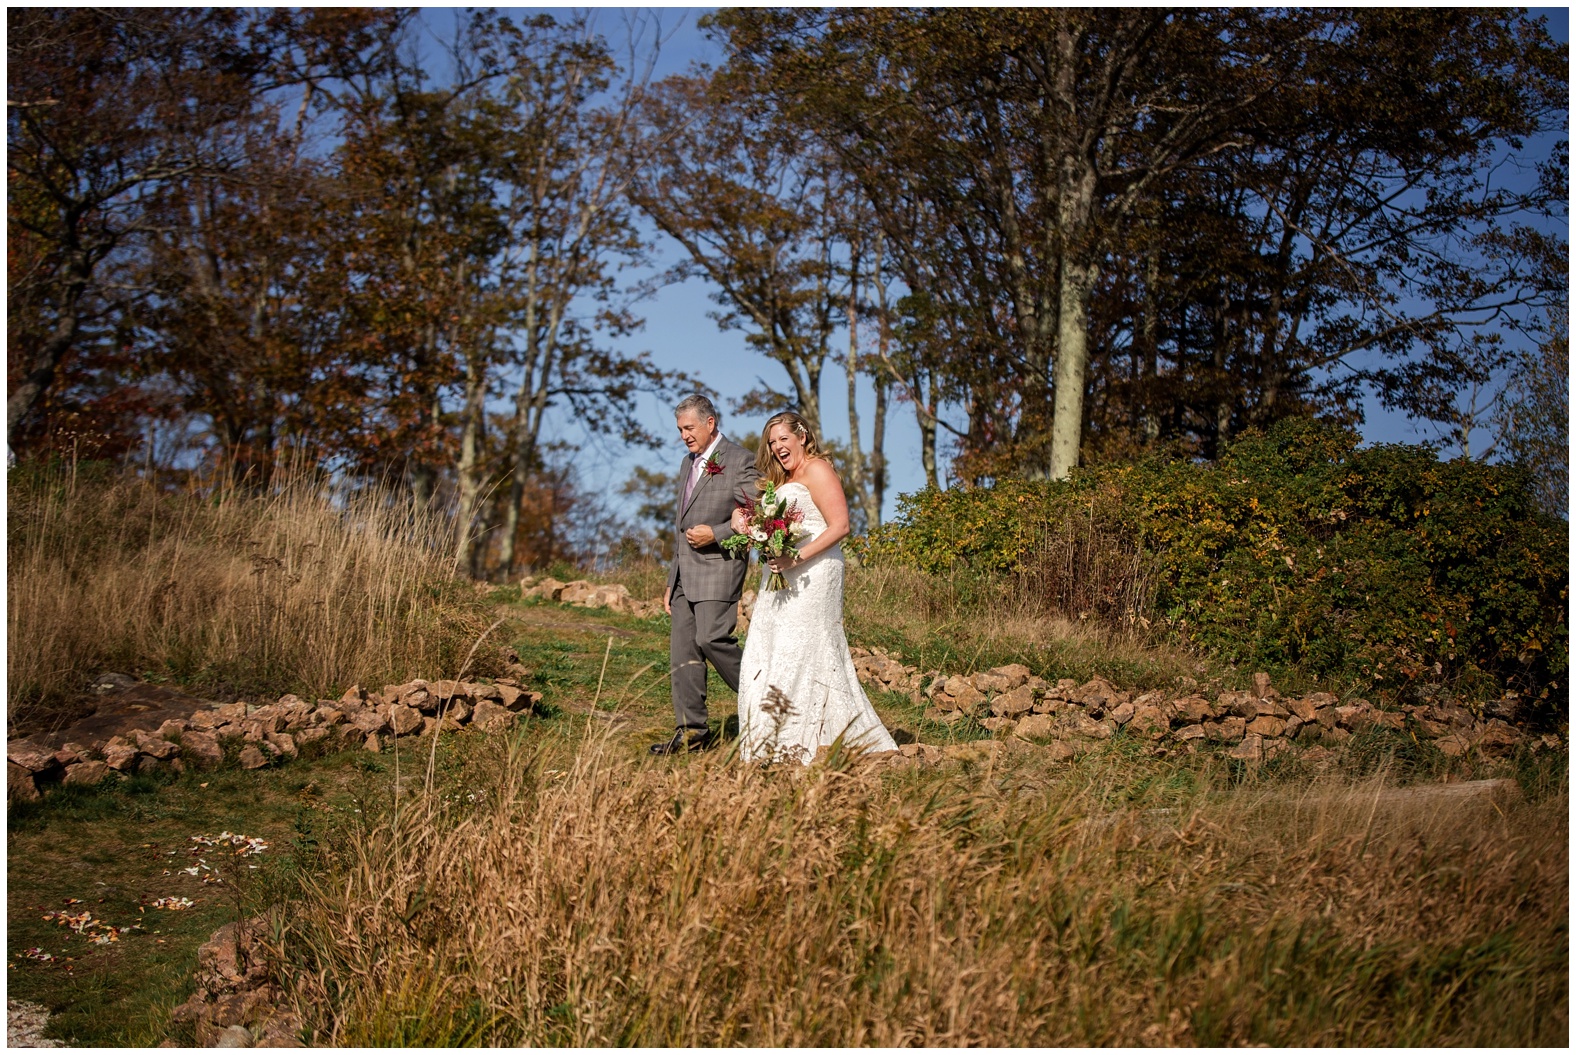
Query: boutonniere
702 454 724 476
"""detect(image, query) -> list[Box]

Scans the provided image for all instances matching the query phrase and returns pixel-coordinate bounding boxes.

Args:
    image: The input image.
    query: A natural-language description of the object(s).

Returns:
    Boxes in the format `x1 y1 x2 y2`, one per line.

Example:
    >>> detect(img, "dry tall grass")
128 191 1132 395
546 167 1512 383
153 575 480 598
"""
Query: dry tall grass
278 734 1567 1046
7 462 497 728
843 561 1203 689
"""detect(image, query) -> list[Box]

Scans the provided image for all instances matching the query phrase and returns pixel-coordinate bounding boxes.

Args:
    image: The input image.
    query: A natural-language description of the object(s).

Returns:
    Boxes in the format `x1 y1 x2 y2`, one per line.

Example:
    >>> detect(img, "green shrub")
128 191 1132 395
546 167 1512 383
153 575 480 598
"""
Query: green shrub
861 419 1567 708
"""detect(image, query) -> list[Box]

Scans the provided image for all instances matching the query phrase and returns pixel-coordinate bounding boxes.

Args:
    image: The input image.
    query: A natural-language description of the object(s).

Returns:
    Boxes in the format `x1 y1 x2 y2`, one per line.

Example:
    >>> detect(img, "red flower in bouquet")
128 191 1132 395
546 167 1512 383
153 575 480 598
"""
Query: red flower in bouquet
720 481 808 590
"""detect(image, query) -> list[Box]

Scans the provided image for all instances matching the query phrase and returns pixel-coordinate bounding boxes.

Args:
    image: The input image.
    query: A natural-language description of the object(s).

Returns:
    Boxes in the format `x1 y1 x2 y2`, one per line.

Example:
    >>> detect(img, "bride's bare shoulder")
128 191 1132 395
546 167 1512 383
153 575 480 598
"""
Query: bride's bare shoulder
803 456 841 484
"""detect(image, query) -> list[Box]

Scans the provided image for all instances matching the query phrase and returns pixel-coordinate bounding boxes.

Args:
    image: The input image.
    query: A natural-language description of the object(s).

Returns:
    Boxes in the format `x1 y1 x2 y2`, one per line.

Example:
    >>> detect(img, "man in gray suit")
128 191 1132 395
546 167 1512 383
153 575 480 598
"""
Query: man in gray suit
654 394 761 754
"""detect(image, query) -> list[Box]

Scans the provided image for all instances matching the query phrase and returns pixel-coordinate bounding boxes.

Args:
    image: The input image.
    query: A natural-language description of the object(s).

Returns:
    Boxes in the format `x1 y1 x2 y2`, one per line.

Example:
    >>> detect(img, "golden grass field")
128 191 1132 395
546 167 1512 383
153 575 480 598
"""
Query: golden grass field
7 465 1568 1046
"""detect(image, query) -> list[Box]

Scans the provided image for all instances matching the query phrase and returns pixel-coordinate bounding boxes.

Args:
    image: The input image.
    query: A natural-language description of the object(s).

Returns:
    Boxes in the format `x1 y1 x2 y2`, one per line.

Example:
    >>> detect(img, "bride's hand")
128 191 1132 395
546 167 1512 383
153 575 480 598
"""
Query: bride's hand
765 554 798 574
730 508 747 533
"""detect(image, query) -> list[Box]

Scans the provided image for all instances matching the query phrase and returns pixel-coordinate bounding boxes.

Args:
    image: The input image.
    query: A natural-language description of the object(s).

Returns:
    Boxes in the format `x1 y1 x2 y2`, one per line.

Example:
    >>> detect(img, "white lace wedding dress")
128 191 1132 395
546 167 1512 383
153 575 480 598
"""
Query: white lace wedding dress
735 482 899 764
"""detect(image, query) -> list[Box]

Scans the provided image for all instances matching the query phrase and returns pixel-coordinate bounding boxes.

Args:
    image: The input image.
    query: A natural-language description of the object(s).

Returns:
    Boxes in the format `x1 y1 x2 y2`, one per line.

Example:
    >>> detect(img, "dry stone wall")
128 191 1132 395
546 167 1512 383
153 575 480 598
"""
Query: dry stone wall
7 668 543 802
850 646 1556 763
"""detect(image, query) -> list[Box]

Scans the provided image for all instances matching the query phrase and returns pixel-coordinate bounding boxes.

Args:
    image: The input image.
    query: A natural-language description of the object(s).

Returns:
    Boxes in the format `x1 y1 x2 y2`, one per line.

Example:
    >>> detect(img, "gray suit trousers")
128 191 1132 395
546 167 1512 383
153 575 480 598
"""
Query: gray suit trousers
668 579 743 732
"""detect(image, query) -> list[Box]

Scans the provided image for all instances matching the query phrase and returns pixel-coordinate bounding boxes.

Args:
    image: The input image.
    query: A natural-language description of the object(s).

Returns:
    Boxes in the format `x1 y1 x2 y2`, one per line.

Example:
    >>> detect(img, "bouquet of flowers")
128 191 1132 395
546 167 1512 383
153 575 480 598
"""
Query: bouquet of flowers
721 480 807 590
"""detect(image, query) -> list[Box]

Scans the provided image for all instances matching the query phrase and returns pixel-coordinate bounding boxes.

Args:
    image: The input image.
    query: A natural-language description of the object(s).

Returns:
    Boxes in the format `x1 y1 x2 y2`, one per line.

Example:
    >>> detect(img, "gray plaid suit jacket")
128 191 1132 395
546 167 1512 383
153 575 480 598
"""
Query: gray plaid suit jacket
667 435 761 603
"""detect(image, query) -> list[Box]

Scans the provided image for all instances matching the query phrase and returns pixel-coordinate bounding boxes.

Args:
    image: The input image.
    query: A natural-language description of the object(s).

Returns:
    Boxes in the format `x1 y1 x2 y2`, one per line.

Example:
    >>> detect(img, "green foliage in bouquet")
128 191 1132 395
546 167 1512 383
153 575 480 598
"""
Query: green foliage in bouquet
858 419 1567 708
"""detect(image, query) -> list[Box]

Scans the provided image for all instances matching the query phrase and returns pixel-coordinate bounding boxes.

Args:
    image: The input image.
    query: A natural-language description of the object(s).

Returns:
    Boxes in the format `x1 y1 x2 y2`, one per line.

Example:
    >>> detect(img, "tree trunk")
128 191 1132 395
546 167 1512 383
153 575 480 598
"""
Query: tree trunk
1048 129 1100 482
7 256 87 451
842 249 872 531
453 344 489 573
920 372 941 490
1139 244 1161 442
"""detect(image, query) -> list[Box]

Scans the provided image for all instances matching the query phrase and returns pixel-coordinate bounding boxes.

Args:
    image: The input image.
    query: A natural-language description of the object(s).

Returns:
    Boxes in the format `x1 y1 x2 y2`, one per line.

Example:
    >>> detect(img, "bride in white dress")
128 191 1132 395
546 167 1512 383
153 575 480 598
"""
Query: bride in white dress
730 411 899 764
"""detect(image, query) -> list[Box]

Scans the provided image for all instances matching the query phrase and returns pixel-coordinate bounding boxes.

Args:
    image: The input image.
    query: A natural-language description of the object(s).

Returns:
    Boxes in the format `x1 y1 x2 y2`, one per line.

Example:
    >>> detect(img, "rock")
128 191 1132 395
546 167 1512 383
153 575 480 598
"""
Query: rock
182 730 225 769
1013 714 1058 740
350 709 391 736
989 685 1037 719
1286 697 1319 723
134 733 181 760
1300 744 1335 763
1284 715 1305 739
399 682 434 713
362 732 383 754
971 671 1017 694
1045 741 1080 762
54 743 86 767
92 671 140 694
63 760 113 786
295 726 330 748
522 575 566 600
1073 676 1124 709
497 685 538 712
419 717 440 737
1483 693 1524 723
1128 706 1170 740
1246 715 1287 738
386 704 423 737
1254 698 1291 719
466 682 502 704
1058 712 1114 740
922 706 968 726
429 680 468 704
1362 710 1406 731
246 709 286 735
557 580 598 605
1108 701 1135 726
1253 671 1275 698
338 725 366 747
942 740 999 763
986 663 1032 689
1263 738 1295 761
104 741 141 772
941 677 987 713
979 716 1017 734
443 700 473 724
156 718 190 739
1306 691 1338 708
338 685 367 707
7 739 60 774
1173 723 1207 741
9 761 41 802
214 1025 253 1048
1207 715 1248 742
1218 690 1258 719
264 732 298 759
1229 734 1264 763
469 700 513 731
1029 693 1062 715
1334 703 1370 729
1476 719 1522 753
311 706 345 727
1434 733 1473 758
238 745 270 769
1170 696 1215 724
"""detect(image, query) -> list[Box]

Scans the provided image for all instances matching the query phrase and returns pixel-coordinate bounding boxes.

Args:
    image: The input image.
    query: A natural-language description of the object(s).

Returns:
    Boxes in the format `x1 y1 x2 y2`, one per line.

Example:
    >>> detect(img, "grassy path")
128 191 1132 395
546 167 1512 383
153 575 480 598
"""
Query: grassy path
6 594 1566 1046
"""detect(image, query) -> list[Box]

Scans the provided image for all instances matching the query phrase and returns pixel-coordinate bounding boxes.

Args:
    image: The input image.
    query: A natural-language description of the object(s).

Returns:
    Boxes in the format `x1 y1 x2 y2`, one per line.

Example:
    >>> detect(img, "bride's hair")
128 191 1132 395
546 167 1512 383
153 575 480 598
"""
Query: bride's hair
755 410 826 488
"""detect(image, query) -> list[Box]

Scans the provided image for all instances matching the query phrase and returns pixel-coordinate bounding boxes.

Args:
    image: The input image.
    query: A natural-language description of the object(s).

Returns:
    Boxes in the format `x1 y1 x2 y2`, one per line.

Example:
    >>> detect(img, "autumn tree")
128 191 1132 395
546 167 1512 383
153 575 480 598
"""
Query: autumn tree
712 8 1566 481
7 7 267 454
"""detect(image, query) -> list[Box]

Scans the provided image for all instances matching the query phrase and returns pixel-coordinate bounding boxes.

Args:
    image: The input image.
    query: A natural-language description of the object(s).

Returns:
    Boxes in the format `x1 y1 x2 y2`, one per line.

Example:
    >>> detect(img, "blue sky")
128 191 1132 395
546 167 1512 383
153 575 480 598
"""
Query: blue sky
426 7 1569 522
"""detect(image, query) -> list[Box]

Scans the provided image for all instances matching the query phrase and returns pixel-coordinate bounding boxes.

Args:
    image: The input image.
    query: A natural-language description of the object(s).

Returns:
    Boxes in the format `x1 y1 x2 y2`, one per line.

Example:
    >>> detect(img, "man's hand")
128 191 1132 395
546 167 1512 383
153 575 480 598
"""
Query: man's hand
663 586 672 615
684 524 715 548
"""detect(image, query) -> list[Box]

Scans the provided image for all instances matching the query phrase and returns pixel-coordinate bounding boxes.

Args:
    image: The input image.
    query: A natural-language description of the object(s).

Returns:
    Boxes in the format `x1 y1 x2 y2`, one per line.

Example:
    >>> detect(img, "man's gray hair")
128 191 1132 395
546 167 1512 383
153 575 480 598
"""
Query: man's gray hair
674 393 720 424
